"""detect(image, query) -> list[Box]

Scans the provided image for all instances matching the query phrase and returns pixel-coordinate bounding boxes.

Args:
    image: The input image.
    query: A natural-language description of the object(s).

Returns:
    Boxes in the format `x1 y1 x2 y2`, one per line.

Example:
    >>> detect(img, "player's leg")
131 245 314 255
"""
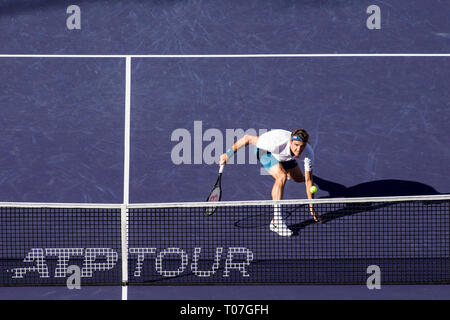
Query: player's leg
268 164 288 200
255 148 292 236
254 147 288 200
267 164 293 236
254 146 290 199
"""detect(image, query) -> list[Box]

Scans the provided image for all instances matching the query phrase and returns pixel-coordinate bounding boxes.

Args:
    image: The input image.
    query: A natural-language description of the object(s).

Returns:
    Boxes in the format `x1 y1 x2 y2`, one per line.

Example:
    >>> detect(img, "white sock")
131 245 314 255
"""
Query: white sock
273 203 282 223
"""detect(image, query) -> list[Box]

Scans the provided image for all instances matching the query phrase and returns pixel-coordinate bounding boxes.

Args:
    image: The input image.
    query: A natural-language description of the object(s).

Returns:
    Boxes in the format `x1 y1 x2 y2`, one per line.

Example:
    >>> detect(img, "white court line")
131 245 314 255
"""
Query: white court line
123 57 131 207
121 57 131 300
0 53 449 58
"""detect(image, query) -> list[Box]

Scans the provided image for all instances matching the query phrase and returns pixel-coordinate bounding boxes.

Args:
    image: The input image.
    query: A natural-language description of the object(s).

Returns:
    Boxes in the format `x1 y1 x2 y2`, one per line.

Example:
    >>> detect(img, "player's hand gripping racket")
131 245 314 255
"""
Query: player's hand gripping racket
204 165 224 216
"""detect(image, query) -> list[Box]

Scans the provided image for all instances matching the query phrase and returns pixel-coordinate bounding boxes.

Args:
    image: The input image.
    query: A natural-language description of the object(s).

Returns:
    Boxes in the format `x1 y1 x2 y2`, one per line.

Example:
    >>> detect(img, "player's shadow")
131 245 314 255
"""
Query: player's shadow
313 176 441 199
288 176 445 236
233 176 446 232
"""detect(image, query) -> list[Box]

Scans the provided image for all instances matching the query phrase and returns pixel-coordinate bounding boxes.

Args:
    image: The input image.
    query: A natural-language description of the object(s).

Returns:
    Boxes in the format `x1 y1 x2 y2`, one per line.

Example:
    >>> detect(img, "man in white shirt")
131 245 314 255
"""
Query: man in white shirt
219 128 322 237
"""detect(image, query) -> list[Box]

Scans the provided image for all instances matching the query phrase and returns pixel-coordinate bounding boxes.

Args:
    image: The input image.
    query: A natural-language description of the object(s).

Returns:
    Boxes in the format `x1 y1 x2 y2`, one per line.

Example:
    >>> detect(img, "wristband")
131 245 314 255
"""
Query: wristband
226 148 235 158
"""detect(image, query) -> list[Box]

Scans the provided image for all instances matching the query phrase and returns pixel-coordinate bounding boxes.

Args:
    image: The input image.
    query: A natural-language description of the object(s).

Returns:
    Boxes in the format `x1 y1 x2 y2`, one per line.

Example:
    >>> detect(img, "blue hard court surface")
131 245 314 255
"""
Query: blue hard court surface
0 0 449 299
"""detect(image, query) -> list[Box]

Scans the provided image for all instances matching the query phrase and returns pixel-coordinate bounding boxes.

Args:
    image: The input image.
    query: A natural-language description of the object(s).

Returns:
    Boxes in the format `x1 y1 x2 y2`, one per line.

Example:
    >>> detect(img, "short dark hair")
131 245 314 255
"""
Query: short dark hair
291 128 309 143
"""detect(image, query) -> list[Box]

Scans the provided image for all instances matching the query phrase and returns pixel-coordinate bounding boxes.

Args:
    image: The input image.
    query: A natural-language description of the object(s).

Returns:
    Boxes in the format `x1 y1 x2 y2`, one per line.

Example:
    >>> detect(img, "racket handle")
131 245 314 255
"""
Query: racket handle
219 165 225 174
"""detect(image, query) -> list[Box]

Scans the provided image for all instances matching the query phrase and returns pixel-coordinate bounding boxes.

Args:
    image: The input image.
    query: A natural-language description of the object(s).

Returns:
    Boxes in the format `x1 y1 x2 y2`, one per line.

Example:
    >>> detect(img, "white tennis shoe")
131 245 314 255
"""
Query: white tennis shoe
270 219 293 237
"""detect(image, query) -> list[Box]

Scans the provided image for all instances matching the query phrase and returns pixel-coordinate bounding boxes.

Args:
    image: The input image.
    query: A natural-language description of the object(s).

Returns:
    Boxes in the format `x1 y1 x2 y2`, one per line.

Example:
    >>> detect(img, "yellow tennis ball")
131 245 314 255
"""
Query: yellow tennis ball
310 186 318 194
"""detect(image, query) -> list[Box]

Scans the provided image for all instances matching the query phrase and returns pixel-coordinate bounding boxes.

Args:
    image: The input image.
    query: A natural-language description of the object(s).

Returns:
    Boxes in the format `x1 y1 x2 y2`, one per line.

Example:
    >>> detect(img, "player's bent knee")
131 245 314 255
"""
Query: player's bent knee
275 173 288 185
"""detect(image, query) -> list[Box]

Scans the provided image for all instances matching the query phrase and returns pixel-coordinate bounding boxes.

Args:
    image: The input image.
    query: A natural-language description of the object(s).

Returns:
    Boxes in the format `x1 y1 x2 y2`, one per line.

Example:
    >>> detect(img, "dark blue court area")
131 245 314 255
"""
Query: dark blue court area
0 0 449 301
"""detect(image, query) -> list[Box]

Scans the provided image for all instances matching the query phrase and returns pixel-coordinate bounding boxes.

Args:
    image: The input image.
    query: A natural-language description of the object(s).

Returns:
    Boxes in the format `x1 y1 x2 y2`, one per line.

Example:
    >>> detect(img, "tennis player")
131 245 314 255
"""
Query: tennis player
220 128 322 237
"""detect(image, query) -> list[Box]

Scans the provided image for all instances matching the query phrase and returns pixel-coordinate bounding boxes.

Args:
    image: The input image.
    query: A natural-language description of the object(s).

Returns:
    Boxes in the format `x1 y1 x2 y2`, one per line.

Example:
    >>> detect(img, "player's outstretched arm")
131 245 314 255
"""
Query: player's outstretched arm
305 170 323 222
220 135 258 165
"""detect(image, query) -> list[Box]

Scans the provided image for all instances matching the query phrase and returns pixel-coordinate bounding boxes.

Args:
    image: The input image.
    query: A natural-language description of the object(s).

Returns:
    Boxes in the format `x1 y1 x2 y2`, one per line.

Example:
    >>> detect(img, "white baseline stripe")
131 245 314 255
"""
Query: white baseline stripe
0 54 449 58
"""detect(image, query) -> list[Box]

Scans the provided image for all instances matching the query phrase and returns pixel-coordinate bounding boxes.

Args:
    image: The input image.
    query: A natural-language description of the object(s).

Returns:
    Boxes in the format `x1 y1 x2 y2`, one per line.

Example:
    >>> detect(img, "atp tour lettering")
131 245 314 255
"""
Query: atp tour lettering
8 247 254 280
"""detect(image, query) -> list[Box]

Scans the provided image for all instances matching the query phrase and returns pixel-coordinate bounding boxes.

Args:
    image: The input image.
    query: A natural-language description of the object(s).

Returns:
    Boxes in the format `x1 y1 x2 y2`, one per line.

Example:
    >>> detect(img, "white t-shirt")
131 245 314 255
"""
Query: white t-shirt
256 129 314 171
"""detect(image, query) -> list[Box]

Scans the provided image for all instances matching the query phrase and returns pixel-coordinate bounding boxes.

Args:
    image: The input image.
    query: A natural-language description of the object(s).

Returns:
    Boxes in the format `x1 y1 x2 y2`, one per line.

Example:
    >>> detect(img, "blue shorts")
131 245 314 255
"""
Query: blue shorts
254 147 298 172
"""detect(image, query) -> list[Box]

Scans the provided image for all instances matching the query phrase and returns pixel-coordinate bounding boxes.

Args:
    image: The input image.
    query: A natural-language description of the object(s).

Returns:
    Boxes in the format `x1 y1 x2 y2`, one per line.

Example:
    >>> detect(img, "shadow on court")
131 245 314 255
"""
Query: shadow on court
289 202 392 235
313 176 442 199
288 176 447 236
235 176 446 234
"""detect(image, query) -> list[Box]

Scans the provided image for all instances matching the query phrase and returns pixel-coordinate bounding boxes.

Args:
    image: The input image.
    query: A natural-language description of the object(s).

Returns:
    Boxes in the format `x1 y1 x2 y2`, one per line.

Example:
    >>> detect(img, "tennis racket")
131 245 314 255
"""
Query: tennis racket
204 165 224 216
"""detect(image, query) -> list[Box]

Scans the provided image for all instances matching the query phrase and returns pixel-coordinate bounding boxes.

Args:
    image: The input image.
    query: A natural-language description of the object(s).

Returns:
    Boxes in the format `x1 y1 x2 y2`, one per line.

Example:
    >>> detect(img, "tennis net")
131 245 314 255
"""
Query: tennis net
1 195 449 286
